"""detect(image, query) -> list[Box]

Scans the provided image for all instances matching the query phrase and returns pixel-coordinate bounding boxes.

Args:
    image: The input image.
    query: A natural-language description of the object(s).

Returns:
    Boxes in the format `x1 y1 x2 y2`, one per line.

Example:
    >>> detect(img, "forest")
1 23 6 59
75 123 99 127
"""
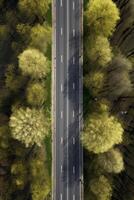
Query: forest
0 0 51 199
83 0 134 200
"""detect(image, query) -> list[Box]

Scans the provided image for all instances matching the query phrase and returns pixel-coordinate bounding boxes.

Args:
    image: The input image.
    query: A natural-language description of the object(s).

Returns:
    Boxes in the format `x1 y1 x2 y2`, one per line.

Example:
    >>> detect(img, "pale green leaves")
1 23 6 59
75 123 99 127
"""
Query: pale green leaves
85 0 120 37
90 175 112 200
81 113 123 154
9 108 48 147
96 148 124 173
18 48 50 79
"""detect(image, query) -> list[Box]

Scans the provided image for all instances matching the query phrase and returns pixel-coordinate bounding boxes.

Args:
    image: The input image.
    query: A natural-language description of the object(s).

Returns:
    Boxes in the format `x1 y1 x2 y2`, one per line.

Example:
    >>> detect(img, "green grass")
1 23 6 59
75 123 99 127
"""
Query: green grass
44 133 52 176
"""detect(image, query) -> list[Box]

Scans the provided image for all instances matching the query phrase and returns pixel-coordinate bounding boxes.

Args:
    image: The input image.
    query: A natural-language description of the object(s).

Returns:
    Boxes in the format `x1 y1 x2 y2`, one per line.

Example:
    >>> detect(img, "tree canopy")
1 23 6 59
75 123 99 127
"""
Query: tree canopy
18 48 50 79
18 0 50 22
87 36 113 67
85 0 120 37
90 175 112 200
81 112 123 153
96 148 124 173
9 108 48 147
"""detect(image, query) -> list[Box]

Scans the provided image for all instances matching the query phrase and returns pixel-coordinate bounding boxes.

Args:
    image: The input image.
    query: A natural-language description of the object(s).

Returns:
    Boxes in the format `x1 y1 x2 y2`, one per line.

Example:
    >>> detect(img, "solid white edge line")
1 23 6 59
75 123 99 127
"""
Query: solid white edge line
67 0 69 199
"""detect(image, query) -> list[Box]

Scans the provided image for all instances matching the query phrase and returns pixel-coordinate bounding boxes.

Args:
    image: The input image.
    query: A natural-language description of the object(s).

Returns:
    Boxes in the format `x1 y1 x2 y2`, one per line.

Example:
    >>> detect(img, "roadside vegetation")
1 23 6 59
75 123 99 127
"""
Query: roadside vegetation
83 0 134 199
0 0 51 199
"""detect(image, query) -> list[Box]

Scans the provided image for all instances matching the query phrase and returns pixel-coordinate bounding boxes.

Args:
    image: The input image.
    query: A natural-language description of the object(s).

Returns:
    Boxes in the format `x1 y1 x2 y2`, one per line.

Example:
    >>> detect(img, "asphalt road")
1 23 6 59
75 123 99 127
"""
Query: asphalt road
53 0 83 199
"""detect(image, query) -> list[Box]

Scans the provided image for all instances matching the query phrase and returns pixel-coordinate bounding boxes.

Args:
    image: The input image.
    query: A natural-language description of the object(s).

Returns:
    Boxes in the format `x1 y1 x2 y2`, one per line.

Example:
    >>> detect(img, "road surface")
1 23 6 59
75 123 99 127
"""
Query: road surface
52 0 83 199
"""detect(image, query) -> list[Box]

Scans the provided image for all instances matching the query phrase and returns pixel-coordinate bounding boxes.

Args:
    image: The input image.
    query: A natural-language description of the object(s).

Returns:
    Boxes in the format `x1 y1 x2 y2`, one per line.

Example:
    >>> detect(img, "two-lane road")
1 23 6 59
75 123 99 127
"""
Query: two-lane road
52 0 83 199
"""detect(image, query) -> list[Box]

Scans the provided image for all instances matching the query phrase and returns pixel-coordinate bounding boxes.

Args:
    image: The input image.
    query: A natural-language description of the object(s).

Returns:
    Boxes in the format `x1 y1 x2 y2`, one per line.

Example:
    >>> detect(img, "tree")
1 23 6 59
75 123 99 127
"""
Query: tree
30 24 51 54
26 82 47 106
18 0 50 22
85 0 120 37
107 55 132 97
9 108 49 147
87 36 113 67
84 71 105 96
90 175 112 200
81 112 123 153
5 64 27 92
18 48 50 79
96 148 124 173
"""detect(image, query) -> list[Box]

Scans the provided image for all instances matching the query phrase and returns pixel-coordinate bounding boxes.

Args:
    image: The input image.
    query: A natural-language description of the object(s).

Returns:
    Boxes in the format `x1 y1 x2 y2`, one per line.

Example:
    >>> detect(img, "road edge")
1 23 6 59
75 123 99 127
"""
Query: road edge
79 0 84 199
52 0 56 199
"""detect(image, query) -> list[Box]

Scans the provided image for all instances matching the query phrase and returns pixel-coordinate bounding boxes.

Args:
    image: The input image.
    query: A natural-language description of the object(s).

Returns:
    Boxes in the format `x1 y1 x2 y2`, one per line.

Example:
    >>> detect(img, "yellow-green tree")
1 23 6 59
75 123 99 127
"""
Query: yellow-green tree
96 148 124 173
85 0 120 37
81 112 123 153
86 36 113 67
30 24 51 54
84 71 105 96
18 0 50 22
18 48 50 79
26 82 47 106
90 175 112 200
9 108 49 147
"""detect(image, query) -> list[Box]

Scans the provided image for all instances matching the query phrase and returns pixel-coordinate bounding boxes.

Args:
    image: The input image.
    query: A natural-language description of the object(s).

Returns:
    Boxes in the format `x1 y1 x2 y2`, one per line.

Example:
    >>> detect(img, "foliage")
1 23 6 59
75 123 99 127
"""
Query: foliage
87 36 113 67
18 48 50 79
96 148 124 173
108 55 132 97
11 161 28 190
18 0 50 22
30 24 51 54
90 175 112 200
85 0 120 37
30 149 51 200
5 64 27 92
26 82 47 106
84 71 105 96
81 112 123 153
9 108 49 147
